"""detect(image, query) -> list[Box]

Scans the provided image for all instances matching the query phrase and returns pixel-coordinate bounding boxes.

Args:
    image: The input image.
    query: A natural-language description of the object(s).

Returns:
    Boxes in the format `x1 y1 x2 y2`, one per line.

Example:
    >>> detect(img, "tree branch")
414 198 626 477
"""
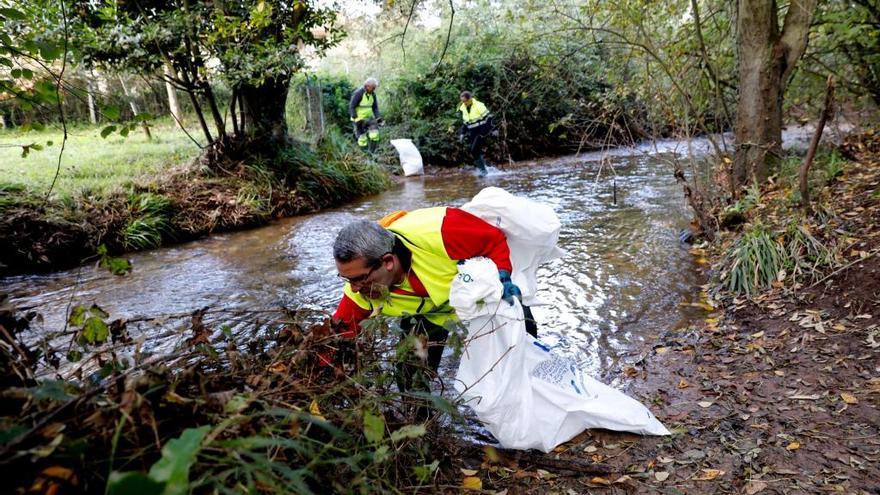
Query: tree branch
779 0 818 89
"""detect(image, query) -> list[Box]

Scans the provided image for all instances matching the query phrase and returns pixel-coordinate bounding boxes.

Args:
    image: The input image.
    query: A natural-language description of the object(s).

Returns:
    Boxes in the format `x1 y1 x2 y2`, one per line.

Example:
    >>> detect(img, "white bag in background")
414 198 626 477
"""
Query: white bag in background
389 139 424 176
451 258 670 453
461 187 565 306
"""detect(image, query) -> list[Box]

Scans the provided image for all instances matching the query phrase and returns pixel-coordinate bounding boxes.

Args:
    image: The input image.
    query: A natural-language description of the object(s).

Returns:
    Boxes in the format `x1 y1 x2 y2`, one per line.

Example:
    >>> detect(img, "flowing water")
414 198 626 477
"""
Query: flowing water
2 138 717 374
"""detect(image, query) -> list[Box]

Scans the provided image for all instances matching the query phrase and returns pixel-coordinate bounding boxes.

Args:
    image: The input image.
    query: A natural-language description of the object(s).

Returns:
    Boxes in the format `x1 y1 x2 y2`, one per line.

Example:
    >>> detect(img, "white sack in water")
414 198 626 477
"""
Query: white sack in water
389 139 424 176
461 186 565 307
451 258 670 453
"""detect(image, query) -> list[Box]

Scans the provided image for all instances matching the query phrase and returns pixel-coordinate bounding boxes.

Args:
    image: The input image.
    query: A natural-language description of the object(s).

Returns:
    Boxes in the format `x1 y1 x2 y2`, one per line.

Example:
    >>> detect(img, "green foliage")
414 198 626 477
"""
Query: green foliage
362 411 385 444
727 182 761 215
68 304 112 345
281 129 390 206
721 223 785 296
28 379 77 402
123 193 173 250
822 149 845 183
805 0 880 107
721 219 840 296
383 51 623 165
98 244 133 275
108 426 210 495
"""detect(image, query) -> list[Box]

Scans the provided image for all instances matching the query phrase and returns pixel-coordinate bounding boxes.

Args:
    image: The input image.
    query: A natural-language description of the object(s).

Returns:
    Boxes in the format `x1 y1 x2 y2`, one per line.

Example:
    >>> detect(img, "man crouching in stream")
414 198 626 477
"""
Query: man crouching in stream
329 207 538 394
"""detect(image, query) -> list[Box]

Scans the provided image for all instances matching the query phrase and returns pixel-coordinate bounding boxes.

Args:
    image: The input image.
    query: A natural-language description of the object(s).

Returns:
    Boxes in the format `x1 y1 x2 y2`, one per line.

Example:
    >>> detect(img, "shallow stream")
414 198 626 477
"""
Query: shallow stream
3 138 717 375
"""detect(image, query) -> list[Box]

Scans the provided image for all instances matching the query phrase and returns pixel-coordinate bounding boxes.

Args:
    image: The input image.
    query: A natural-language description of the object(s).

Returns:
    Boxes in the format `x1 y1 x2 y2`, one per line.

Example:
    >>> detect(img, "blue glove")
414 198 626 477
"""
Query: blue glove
498 270 521 305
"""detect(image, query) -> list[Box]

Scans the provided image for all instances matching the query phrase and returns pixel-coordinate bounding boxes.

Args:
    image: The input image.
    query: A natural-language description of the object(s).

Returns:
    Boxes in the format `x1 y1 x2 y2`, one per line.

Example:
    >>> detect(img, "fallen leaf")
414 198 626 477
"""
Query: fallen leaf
786 441 800 451
698 401 714 408
583 445 598 453
461 476 482 490
267 362 288 374
678 379 690 389
460 468 478 476
309 399 326 421
773 370 785 377
693 468 724 481
591 476 612 486
613 475 631 484
745 480 768 494
840 392 858 404
655 471 670 482
655 346 669 354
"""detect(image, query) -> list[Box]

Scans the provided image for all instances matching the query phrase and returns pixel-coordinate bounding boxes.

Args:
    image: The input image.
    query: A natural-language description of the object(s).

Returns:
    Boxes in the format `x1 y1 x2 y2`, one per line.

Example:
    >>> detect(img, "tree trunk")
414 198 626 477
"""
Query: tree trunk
732 0 817 195
86 73 98 125
118 75 153 140
239 75 291 150
163 63 183 128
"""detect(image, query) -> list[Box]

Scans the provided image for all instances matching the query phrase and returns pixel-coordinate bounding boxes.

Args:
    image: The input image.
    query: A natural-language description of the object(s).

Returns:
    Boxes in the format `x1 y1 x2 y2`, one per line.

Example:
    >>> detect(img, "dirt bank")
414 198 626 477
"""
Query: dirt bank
0 152 390 276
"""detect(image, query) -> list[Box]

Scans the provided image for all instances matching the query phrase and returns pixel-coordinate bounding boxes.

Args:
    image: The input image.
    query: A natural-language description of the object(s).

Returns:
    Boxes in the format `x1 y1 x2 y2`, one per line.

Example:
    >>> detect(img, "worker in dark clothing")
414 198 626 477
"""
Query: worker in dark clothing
349 77 381 152
457 91 495 176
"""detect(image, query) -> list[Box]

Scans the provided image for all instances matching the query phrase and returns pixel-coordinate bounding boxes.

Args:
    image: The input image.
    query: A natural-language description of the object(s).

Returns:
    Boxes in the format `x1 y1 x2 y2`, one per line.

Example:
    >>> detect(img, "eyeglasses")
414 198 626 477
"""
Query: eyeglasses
339 264 380 286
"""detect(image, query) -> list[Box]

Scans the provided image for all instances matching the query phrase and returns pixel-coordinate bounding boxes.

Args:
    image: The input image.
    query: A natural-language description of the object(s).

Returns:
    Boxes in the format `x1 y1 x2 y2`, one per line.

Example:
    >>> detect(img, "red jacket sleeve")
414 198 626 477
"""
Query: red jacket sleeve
441 208 512 272
332 294 371 339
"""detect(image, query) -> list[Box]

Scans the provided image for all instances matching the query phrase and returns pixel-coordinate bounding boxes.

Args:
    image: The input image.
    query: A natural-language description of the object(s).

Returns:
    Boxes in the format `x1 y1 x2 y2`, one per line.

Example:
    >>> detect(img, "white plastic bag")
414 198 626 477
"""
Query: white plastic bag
461 187 565 306
451 258 670 453
389 139 424 176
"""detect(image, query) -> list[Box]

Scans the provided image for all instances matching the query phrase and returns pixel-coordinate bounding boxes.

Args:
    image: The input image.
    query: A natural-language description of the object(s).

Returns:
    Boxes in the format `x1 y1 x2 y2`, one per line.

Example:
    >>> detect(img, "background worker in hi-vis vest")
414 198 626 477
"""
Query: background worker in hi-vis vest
348 77 382 152
457 90 497 176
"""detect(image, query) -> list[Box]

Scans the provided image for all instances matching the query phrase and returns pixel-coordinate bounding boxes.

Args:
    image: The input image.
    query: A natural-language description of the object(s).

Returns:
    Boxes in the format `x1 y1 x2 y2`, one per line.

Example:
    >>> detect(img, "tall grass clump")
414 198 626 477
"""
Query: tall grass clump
123 192 174 249
721 223 785 296
784 221 837 282
283 129 390 207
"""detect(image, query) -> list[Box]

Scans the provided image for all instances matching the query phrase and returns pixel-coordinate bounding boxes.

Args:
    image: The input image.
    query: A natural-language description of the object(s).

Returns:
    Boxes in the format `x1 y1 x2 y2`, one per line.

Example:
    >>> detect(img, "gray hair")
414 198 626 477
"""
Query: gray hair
364 77 379 88
333 219 395 266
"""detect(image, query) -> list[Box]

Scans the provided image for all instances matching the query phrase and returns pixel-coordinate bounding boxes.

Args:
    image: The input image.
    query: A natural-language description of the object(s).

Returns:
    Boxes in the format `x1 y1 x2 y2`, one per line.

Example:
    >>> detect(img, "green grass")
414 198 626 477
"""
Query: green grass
0 120 201 199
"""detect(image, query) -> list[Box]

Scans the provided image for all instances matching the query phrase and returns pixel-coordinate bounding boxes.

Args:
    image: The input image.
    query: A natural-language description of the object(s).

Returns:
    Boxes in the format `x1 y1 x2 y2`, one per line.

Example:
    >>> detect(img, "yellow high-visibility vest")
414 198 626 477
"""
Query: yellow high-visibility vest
356 92 376 121
343 207 460 327
458 99 489 124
